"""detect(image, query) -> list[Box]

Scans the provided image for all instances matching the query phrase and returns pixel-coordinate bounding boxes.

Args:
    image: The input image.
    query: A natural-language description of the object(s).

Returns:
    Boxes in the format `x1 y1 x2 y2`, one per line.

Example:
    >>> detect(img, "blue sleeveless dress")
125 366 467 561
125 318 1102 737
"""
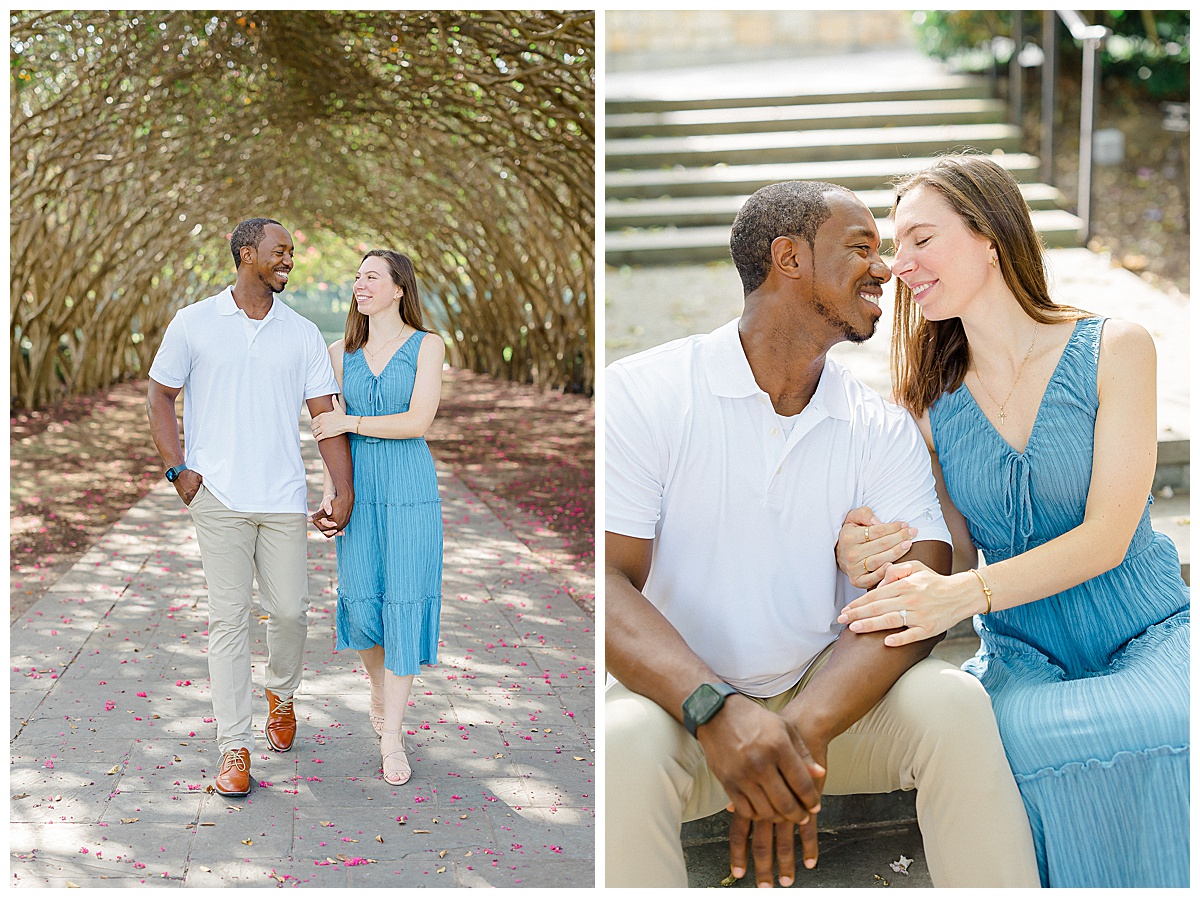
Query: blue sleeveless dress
930 316 1189 887
335 332 442 676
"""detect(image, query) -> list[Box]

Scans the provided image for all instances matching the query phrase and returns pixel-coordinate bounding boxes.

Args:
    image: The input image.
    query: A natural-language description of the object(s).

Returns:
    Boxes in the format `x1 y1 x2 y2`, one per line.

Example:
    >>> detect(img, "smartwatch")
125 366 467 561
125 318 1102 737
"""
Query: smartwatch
682 681 739 737
165 464 189 483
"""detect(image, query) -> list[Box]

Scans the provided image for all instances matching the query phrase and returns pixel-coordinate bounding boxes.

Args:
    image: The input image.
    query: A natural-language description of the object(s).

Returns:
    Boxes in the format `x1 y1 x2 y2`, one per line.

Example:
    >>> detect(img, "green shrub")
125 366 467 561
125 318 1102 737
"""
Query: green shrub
912 10 1189 100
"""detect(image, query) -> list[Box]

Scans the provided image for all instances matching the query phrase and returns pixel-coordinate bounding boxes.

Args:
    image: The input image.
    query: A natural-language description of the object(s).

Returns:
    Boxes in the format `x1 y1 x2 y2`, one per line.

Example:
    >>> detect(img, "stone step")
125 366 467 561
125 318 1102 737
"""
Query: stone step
1150 489 1191 584
684 820 931 888
1154 440 1191 495
607 122 1022 169
607 183 1068 230
606 208 1084 266
607 97 1009 139
605 152 1041 200
607 75 991 115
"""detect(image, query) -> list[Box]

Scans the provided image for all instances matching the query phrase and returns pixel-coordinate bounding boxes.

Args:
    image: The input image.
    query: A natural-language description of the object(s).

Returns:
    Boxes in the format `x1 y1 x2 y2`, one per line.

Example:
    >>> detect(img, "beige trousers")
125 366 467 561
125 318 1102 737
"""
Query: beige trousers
188 485 310 754
605 651 1040 888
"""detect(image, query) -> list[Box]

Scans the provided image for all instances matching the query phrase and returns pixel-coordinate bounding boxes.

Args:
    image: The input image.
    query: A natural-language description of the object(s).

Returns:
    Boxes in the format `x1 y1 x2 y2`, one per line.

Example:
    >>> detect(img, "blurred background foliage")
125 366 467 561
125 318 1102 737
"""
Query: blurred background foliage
11 10 595 409
913 10 1189 99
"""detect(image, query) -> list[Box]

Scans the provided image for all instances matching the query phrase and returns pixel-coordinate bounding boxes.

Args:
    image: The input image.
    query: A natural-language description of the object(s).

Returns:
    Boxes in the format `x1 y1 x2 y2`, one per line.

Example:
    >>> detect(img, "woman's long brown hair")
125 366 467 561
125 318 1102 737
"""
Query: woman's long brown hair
344 249 426 353
891 154 1084 416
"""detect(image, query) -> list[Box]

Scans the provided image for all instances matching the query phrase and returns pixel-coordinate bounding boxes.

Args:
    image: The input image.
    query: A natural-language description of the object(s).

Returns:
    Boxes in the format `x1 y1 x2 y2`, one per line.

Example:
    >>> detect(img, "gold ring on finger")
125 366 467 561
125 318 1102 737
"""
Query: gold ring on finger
863 559 869 575
864 526 871 542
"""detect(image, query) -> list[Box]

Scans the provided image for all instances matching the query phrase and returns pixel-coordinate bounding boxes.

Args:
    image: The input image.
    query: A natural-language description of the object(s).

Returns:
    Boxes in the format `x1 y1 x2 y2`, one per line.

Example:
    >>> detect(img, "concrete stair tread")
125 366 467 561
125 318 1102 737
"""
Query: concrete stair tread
607 183 1067 228
684 820 931 888
606 152 1041 198
606 208 1084 263
1150 490 1191 582
609 123 1022 160
607 50 989 111
607 123 1022 167
607 97 1009 138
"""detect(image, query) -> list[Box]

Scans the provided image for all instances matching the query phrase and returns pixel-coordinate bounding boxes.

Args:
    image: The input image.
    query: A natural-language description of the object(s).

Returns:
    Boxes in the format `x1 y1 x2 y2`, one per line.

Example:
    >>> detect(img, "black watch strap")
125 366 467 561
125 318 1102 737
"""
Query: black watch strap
682 681 739 738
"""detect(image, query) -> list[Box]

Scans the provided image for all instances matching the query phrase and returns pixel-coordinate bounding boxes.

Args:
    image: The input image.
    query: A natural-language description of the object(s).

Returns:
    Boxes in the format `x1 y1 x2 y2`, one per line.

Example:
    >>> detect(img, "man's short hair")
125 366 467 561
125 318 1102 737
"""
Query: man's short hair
229 218 283 269
729 181 853 296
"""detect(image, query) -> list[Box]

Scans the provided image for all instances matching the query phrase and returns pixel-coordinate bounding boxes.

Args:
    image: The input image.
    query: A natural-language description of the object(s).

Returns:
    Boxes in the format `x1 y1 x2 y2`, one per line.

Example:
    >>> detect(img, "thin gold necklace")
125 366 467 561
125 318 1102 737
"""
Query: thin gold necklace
974 322 1038 424
363 326 409 359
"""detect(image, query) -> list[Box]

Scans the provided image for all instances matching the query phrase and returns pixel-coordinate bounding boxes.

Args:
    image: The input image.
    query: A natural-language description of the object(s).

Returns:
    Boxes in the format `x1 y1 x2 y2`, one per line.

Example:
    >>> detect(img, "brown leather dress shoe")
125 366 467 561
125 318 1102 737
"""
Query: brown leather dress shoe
214 748 251 796
265 689 297 752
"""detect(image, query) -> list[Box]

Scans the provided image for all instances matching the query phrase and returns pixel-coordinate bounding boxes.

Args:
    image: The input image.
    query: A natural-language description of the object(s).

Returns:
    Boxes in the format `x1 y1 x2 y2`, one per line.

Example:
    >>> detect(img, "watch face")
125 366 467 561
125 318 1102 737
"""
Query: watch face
685 684 722 721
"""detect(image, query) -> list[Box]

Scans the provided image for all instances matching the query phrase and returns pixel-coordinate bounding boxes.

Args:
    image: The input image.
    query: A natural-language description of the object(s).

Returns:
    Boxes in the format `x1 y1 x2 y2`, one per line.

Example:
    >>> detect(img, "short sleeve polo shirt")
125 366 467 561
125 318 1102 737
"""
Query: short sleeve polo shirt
148 287 339 514
606 318 951 697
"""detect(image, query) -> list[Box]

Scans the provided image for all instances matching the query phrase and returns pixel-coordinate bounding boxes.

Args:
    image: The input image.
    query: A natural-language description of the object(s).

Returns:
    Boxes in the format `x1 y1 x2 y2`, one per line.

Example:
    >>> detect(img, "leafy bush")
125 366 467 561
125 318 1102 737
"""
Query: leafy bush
912 10 1189 100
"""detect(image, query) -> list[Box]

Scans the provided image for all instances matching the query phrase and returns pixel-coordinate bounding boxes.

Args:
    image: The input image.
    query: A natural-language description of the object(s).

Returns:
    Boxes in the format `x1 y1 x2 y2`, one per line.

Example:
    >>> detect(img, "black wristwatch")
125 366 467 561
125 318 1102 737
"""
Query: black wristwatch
682 681 739 737
165 464 189 483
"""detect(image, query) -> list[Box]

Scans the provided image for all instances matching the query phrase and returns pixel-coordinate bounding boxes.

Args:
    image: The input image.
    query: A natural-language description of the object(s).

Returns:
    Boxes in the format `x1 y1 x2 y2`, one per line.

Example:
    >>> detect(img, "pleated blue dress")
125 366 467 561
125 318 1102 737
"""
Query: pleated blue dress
930 316 1189 887
335 331 442 676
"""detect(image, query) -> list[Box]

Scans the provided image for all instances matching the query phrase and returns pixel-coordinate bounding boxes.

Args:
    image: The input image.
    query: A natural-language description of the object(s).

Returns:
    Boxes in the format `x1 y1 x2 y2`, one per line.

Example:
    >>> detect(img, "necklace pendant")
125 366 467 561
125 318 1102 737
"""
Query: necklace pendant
998 409 1007 424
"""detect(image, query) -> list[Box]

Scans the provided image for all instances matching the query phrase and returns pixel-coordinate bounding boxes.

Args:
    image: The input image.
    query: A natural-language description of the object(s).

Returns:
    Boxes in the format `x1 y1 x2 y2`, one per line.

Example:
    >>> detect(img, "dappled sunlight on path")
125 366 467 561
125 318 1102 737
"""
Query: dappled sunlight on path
10 431 595 886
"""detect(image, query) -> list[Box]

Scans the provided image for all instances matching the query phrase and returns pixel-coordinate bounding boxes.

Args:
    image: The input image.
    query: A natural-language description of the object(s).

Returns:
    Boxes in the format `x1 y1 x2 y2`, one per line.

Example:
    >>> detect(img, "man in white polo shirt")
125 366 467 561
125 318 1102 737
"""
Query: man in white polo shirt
605 182 1039 887
146 218 354 797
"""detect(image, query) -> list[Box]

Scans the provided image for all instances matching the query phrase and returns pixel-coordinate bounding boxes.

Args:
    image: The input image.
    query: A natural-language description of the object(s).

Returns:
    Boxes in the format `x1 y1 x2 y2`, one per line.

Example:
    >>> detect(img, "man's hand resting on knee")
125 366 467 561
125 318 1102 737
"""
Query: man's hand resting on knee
695 695 826 886
715 697 829 887
698 695 825 823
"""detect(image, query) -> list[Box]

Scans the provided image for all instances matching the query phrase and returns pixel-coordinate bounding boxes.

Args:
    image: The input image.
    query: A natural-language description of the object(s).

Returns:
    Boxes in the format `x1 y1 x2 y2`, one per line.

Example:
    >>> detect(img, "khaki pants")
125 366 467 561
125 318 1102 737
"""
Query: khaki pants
188 485 309 754
605 650 1040 887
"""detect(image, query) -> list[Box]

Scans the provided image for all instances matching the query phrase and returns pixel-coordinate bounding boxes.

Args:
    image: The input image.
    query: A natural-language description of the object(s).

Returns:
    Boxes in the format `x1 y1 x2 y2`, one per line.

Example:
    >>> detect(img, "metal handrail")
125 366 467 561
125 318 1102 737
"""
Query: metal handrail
1058 10 1110 43
1038 11 1111 243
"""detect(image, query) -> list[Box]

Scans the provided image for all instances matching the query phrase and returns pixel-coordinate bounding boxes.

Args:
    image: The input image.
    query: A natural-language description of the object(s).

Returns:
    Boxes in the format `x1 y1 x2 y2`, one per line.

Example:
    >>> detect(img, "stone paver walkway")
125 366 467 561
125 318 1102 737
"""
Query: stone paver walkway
10 431 595 887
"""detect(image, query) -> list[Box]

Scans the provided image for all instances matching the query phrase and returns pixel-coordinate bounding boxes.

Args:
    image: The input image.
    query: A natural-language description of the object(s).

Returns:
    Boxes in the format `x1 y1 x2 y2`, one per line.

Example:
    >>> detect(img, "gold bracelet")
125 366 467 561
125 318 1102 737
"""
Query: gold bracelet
355 416 362 434
969 568 993 614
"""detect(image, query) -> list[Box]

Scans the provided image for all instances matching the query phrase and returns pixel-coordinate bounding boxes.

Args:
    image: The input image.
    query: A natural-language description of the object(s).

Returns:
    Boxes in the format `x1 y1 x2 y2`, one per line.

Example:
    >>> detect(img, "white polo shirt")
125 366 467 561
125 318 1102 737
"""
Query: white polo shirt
606 318 951 697
148 286 339 514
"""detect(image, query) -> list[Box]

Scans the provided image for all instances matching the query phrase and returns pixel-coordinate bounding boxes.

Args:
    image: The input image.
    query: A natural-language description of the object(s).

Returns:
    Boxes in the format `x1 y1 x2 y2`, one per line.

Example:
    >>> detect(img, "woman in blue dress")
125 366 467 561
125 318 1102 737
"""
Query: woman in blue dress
834 155 1188 886
310 249 445 786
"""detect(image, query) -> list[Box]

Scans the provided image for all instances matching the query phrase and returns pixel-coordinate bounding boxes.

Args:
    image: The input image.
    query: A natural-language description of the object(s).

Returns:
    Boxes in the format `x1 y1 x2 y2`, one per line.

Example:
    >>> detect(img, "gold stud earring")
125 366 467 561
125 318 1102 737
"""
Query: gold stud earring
990 257 998 268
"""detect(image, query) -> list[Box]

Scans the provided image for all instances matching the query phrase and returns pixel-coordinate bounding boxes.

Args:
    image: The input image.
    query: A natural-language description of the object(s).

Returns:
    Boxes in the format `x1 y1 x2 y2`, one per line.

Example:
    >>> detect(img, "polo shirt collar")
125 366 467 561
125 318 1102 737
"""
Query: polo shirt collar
217 285 284 321
702 319 759 398
702 317 852 421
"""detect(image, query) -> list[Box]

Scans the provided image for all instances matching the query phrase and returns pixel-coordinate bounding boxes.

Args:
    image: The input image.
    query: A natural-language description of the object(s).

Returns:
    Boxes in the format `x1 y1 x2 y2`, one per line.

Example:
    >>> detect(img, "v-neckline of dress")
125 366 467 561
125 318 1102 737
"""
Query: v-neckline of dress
363 330 419 378
961 317 1086 457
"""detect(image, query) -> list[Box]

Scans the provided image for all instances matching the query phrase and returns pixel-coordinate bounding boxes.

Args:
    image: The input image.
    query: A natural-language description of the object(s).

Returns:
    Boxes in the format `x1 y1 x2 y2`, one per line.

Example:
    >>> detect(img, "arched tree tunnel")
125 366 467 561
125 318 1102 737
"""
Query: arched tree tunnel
11 10 595 410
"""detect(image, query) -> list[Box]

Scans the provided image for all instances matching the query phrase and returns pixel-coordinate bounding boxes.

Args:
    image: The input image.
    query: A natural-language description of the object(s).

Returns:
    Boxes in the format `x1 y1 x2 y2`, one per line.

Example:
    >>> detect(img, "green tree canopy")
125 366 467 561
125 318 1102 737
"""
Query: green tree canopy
11 10 595 409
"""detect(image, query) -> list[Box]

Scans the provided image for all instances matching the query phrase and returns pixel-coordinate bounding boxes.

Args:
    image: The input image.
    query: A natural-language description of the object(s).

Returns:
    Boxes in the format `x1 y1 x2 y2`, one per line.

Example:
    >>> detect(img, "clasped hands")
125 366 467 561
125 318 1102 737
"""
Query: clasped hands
835 505 977 646
310 493 351 538
701 695 828 888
